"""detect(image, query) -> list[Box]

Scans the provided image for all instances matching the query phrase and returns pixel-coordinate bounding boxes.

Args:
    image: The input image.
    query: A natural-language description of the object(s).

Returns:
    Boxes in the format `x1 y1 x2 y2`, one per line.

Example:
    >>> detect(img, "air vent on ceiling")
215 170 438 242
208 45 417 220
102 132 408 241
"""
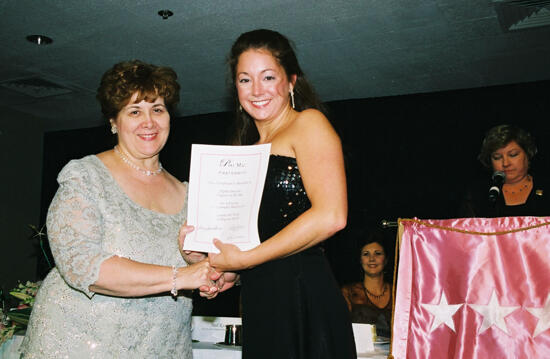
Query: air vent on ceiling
494 0 550 31
0 77 73 98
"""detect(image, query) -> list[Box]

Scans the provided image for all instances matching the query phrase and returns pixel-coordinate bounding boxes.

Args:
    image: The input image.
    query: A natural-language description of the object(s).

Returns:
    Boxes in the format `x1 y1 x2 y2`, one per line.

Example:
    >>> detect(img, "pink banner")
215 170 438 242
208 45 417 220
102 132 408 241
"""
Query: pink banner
392 217 550 359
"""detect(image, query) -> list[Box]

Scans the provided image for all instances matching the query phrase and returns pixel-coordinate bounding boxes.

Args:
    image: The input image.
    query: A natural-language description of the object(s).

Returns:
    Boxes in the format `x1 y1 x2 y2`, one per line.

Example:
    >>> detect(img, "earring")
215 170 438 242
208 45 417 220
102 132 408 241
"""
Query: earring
111 125 117 134
290 89 295 109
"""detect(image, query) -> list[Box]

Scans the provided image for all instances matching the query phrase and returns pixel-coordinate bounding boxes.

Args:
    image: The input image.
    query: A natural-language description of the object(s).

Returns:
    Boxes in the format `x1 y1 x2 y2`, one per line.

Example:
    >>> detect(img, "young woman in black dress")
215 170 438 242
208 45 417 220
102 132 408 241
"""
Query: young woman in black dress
207 29 357 358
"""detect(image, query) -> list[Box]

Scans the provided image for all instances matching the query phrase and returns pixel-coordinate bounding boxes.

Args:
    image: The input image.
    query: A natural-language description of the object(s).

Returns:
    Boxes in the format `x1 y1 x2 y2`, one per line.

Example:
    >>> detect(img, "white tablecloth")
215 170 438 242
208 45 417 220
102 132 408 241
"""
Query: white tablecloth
1 332 389 358
359 343 390 358
0 335 24 359
192 341 242 359
0 336 242 359
193 341 390 359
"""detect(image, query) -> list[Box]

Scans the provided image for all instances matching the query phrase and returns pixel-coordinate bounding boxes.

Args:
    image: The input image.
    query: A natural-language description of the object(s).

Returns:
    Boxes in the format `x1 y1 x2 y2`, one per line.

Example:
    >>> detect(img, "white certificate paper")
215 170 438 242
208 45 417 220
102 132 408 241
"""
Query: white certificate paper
184 143 271 253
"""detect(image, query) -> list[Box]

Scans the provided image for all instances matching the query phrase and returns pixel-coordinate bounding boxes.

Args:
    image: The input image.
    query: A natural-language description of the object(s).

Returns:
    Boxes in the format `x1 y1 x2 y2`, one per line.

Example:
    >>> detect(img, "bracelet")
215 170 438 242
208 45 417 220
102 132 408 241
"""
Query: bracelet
171 265 178 297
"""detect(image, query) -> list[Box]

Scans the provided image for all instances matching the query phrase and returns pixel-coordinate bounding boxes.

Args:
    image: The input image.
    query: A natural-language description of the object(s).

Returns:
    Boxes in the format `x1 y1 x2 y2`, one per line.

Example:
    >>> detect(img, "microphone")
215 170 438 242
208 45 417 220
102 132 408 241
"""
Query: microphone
488 171 506 202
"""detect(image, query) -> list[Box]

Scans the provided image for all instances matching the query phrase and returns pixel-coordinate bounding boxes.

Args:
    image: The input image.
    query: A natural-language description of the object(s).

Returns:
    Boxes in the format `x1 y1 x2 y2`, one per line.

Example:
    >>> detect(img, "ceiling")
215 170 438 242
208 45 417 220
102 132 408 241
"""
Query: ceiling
1 0 550 132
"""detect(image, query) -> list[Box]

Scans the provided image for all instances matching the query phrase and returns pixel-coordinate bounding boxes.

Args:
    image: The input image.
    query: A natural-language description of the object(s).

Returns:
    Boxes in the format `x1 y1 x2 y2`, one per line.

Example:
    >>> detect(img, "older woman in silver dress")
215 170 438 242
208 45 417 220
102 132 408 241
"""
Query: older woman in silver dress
21 60 220 358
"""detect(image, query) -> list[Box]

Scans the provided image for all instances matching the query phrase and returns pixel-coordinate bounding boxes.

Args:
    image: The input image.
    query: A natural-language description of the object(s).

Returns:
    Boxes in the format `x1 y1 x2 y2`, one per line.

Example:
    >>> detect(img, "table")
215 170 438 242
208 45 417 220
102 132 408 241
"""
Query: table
193 341 390 358
0 335 24 359
0 335 242 359
1 332 389 358
359 342 390 358
192 341 242 359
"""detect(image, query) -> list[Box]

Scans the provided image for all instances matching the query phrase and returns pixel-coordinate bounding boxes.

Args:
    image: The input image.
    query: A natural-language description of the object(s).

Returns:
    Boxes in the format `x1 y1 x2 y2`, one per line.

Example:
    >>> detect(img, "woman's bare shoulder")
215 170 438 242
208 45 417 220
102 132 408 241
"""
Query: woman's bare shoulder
290 108 335 134
293 108 328 124
288 109 341 156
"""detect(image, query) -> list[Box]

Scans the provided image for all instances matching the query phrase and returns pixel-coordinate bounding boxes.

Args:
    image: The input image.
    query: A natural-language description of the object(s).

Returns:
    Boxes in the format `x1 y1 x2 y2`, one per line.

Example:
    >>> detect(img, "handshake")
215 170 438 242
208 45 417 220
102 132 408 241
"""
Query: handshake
178 224 240 300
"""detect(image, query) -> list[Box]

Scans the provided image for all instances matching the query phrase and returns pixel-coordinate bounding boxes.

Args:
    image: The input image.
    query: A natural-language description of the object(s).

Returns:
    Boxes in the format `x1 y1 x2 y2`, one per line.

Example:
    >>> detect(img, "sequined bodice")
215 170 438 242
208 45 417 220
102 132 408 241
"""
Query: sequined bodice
258 155 311 241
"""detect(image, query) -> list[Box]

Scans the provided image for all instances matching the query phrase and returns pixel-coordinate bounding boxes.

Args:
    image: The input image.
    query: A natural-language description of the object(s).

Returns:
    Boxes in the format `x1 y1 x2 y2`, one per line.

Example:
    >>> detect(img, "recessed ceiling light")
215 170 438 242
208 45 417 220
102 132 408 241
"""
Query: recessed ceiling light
158 9 174 20
26 35 53 45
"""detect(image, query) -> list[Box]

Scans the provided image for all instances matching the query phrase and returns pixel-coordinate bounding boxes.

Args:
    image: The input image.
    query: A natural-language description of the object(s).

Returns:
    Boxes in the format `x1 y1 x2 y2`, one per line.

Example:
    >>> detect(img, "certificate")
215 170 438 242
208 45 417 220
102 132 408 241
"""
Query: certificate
184 143 271 253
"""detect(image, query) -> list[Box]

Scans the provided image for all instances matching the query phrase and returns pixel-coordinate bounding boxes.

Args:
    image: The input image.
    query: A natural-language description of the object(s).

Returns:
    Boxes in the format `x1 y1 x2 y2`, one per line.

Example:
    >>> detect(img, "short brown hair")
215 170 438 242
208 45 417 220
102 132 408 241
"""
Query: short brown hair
96 60 180 120
478 124 537 169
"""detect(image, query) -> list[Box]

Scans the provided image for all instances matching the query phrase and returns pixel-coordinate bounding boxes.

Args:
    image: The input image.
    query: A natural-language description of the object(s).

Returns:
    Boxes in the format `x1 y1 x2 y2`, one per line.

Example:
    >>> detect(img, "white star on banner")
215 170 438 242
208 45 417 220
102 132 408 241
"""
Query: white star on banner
469 290 520 335
526 294 550 337
421 292 463 332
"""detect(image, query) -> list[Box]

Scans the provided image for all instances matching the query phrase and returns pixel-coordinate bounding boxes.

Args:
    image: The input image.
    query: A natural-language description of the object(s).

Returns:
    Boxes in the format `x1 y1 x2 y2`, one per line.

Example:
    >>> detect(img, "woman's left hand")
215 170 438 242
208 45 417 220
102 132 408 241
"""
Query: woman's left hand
215 272 240 293
198 281 220 300
209 239 248 272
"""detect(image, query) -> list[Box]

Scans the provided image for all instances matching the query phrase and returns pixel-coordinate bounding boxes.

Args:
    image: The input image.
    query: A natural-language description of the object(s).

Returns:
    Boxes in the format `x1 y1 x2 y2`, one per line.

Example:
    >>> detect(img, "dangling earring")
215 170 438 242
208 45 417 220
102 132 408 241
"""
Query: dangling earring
111 125 117 134
239 104 243 112
290 89 295 109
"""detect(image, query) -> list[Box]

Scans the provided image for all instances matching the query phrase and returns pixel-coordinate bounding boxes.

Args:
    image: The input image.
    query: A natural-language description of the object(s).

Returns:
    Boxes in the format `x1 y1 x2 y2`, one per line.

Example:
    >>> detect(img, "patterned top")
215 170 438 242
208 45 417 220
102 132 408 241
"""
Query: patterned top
20 155 192 359
341 282 393 337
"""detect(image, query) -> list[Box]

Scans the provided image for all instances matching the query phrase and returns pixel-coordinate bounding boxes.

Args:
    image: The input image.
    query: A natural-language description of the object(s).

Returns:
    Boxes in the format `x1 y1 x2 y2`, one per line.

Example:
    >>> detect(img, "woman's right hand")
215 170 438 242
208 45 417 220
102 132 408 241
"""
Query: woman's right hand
178 259 222 293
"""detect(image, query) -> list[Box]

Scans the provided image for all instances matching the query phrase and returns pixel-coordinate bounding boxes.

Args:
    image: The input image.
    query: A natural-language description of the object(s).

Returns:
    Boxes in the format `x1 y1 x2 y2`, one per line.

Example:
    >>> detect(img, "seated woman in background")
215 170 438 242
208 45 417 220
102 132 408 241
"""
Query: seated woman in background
341 230 393 338
459 124 550 217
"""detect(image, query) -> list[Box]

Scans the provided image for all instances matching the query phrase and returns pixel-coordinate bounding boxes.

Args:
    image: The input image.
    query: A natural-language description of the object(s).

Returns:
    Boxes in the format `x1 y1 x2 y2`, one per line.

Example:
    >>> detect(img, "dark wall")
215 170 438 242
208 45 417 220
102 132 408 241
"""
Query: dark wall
326 80 550 284
39 80 550 312
1 110 44 292
335 81 550 224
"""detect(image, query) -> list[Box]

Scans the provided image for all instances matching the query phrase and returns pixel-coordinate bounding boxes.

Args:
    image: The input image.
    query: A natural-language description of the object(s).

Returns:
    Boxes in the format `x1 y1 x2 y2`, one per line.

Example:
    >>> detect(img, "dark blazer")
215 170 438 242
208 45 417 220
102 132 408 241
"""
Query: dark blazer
459 175 550 218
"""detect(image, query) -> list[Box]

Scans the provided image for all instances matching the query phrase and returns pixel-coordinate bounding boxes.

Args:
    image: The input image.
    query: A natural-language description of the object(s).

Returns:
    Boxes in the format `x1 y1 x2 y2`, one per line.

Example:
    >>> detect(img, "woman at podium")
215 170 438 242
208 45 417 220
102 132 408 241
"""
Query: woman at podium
459 124 550 217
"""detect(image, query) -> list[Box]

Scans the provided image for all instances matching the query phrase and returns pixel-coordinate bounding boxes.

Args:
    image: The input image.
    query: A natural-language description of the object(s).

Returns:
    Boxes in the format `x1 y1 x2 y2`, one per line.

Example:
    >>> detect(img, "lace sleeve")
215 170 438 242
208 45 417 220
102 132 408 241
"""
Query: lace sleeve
46 160 113 298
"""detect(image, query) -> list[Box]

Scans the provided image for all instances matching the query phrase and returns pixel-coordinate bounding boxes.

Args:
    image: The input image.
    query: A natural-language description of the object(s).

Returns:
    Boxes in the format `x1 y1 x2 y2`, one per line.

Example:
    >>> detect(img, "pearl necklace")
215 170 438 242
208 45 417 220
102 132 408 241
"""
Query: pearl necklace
114 146 163 176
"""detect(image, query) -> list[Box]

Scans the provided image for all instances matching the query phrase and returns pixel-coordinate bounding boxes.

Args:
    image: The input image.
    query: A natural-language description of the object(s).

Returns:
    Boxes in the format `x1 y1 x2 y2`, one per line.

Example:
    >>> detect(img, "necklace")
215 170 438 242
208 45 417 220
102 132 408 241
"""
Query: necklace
363 283 387 301
503 175 531 194
114 146 163 176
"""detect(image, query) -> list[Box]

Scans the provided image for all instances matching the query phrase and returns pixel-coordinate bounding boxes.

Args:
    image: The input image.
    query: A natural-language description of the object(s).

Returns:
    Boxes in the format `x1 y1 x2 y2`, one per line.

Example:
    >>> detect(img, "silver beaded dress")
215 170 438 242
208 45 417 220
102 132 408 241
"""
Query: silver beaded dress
20 155 192 359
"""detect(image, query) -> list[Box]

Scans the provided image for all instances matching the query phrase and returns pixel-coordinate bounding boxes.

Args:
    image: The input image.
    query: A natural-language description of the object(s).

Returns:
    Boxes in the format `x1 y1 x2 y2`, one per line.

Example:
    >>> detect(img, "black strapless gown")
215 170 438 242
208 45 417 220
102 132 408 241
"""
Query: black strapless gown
240 155 356 359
